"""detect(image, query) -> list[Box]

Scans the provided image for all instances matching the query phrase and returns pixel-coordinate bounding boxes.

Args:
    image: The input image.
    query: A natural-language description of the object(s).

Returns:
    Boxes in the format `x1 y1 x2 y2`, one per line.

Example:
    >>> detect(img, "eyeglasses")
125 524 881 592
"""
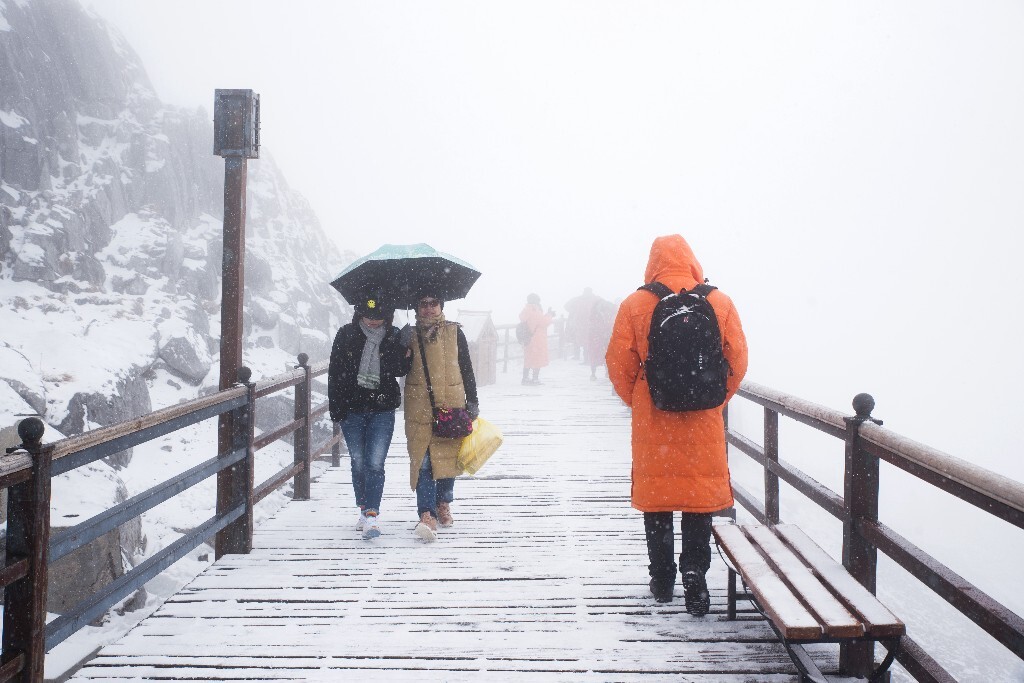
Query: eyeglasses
417 299 441 308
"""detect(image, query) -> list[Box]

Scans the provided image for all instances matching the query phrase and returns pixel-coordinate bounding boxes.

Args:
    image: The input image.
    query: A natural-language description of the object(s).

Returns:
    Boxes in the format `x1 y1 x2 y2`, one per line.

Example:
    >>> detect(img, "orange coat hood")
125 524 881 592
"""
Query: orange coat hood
644 235 704 290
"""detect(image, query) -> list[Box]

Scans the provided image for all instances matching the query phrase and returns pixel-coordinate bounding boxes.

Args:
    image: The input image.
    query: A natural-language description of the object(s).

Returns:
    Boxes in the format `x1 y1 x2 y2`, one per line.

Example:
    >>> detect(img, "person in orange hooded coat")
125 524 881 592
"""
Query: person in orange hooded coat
605 234 748 612
519 293 555 385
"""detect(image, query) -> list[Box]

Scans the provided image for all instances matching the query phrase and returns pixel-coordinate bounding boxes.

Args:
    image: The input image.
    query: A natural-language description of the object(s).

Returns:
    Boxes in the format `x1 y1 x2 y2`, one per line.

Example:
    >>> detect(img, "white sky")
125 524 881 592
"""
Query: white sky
82 0 1024 476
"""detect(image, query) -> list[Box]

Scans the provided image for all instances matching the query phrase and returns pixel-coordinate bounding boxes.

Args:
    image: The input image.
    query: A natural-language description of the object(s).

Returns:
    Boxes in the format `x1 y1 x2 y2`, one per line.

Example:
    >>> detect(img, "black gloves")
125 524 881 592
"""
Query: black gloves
466 401 480 420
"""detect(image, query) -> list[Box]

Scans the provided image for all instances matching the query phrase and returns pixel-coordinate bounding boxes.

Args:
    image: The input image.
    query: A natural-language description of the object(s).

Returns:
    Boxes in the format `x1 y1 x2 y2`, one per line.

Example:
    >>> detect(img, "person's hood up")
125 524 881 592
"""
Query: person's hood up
643 234 704 286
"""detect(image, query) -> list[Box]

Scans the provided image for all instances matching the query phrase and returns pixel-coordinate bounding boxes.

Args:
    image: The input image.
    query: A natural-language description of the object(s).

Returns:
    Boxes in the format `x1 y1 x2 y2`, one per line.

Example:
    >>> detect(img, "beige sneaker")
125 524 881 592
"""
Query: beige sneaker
414 512 437 542
437 502 454 528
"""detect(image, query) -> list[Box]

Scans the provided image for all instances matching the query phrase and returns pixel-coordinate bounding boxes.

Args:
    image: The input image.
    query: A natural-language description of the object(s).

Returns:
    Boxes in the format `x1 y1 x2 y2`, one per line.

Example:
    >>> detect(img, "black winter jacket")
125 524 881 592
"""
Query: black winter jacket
328 324 412 421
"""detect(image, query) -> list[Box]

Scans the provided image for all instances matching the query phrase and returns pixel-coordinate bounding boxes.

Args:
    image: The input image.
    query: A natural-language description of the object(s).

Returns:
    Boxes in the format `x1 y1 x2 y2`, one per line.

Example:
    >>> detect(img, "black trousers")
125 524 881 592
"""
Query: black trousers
644 511 713 581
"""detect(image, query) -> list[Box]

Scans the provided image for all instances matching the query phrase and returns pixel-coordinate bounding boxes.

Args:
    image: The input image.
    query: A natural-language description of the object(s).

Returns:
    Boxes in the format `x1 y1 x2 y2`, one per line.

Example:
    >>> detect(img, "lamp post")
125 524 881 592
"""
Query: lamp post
213 89 259 558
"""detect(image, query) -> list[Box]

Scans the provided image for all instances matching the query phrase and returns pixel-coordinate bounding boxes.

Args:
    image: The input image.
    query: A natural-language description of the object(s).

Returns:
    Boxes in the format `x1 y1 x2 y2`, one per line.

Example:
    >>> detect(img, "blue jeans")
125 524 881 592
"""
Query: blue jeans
340 410 395 515
416 449 455 517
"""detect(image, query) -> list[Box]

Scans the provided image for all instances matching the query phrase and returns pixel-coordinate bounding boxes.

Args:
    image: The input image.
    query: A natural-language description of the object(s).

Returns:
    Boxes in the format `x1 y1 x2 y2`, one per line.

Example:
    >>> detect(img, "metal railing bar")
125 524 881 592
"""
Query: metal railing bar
737 382 847 440
253 461 305 505
51 395 246 477
49 448 247 563
0 557 28 591
894 634 958 683
253 418 303 451
311 433 343 460
44 504 244 651
728 430 845 521
727 430 766 466
861 438 1024 531
309 359 328 378
730 482 767 525
0 651 25 682
253 369 304 399
859 422 1024 525
0 452 33 489
310 401 329 420
50 388 246 462
858 518 1024 658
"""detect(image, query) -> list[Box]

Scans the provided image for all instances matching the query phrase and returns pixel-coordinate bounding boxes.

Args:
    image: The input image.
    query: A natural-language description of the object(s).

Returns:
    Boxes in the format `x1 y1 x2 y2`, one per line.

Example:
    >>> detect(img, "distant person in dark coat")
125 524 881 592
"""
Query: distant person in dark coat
586 297 616 380
328 294 412 541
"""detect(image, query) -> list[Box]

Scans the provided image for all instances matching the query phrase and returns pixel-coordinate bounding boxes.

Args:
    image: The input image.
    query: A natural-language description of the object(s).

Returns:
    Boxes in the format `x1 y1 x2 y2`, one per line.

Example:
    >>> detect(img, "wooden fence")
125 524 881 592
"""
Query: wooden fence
0 354 340 682
1 354 1022 681
725 384 1024 681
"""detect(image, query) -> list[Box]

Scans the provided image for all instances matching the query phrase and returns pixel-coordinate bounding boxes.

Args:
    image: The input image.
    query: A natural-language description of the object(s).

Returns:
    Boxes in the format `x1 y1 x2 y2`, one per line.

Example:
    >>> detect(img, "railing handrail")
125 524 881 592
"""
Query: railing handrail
727 380 1024 680
1 353 342 676
736 380 1024 521
858 421 1024 516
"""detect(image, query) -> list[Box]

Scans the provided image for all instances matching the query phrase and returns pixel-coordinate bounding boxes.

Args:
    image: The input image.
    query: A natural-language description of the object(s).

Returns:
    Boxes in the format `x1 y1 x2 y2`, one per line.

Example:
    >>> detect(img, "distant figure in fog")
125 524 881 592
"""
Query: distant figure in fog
563 287 599 360
586 297 616 380
519 293 555 385
605 234 748 614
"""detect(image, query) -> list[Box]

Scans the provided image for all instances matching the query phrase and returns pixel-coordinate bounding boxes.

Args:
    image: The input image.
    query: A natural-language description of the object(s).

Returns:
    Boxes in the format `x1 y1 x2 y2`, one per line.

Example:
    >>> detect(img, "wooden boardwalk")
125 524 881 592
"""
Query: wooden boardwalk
69 361 838 682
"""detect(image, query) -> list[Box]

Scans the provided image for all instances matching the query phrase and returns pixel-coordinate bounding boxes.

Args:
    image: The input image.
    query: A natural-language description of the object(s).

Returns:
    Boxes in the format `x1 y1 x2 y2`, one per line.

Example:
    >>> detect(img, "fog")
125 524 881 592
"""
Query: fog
82 2 1023 477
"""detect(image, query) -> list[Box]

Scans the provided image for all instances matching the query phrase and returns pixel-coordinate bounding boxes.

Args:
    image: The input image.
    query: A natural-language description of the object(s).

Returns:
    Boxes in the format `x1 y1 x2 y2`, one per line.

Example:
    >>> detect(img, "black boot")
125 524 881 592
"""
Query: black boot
681 570 710 616
649 575 675 603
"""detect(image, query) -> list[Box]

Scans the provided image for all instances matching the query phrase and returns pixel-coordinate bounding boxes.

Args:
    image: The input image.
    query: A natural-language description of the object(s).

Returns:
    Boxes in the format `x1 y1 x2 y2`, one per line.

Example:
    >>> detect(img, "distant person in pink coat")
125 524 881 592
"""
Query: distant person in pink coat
519 293 555 385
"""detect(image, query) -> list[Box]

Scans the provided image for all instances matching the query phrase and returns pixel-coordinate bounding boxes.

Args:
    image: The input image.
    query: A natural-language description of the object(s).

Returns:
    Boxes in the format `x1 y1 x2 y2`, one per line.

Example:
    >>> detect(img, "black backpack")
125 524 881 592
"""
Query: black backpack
515 321 532 345
639 281 729 411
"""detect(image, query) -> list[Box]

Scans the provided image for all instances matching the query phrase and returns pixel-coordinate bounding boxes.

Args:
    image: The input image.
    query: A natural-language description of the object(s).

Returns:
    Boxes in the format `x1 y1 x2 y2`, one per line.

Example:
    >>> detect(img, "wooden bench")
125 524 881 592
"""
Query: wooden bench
713 523 905 683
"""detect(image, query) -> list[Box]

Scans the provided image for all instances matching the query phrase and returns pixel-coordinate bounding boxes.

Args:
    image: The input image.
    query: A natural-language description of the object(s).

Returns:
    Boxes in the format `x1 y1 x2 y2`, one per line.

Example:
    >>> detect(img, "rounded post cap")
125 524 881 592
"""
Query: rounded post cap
237 366 252 384
297 352 309 366
17 417 45 443
852 393 875 418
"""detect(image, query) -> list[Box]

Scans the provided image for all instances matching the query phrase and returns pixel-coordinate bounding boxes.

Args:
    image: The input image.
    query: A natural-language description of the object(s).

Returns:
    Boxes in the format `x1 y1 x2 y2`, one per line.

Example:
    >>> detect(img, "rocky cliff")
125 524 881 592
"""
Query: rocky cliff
0 0 351 615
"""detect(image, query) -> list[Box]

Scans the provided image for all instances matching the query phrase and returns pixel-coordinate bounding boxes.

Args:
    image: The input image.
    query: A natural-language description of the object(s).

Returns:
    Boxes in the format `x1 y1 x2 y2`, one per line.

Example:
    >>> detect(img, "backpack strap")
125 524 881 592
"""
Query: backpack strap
638 282 674 299
690 283 717 298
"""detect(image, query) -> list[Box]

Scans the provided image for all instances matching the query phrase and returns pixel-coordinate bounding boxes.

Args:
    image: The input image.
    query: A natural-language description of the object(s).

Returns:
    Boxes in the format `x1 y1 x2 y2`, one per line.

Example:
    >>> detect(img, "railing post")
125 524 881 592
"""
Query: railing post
216 367 256 558
764 407 780 525
840 392 883 677
2 417 51 681
293 353 312 500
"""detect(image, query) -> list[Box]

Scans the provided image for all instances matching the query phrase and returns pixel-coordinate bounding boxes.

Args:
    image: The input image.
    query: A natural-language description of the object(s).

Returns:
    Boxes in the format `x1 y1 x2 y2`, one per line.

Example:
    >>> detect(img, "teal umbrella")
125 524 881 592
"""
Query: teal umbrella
330 243 481 309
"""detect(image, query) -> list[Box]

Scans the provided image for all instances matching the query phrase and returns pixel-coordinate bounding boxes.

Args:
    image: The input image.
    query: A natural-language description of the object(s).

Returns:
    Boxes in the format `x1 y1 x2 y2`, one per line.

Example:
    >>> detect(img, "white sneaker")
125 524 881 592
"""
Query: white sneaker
362 514 381 540
355 510 366 531
414 512 438 543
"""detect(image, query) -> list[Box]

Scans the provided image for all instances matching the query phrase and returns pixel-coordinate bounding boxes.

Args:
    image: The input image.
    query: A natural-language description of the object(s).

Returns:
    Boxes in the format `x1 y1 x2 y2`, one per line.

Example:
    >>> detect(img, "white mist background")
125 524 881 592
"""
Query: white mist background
82 1 1024 678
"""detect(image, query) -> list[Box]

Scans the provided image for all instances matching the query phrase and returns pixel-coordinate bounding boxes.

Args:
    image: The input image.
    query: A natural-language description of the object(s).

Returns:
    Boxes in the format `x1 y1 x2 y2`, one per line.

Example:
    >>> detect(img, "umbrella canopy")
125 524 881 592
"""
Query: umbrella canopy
330 243 481 309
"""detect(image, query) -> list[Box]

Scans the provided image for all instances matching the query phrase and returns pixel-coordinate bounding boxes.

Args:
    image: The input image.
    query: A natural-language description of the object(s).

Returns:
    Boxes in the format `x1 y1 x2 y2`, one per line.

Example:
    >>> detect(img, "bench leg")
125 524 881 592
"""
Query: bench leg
787 644 830 683
726 566 737 620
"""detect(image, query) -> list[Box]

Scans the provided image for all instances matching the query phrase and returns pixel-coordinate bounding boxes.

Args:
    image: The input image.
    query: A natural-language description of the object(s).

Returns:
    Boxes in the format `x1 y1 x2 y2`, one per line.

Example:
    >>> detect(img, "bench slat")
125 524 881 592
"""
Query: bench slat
774 524 905 638
744 525 864 638
713 525 822 640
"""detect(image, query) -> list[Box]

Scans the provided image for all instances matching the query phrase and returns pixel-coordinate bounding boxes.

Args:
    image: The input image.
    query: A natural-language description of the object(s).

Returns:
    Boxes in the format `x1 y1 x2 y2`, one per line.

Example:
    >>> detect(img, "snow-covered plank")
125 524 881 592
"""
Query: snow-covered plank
775 523 905 638
69 362 819 681
744 524 863 638
713 524 823 640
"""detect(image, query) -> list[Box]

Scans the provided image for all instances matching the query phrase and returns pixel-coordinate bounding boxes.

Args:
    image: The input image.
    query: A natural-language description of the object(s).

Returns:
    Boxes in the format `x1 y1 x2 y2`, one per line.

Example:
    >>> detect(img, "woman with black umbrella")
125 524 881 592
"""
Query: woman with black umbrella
328 294 412 540
402 291 480 543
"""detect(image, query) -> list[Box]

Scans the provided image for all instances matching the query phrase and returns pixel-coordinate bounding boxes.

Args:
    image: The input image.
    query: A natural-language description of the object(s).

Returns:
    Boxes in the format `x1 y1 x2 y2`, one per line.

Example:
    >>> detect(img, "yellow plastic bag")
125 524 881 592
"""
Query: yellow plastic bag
457 417 503 475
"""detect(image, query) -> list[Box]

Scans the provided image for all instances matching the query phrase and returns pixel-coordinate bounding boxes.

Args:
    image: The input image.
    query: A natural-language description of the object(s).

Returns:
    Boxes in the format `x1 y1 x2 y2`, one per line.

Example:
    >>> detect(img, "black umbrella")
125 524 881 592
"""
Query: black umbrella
330 243 481 309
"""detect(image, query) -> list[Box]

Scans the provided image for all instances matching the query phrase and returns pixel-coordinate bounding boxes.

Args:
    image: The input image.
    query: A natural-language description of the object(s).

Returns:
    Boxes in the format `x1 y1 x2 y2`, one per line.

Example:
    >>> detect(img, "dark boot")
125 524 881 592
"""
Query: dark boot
681 570 710 616
531 368 541 384
522 369 531 385
649 576 675 603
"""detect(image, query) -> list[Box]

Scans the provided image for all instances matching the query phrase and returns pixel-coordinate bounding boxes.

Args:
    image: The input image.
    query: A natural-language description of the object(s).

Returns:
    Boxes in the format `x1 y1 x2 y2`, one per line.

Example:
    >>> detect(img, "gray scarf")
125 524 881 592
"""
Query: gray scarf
356 321 387 389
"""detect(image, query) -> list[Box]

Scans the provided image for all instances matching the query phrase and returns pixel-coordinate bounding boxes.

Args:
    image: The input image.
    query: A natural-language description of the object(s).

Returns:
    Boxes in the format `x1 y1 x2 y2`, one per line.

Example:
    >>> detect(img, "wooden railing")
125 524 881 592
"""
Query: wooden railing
494 318 566 373
725 383 1024 682
0 353 341 682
